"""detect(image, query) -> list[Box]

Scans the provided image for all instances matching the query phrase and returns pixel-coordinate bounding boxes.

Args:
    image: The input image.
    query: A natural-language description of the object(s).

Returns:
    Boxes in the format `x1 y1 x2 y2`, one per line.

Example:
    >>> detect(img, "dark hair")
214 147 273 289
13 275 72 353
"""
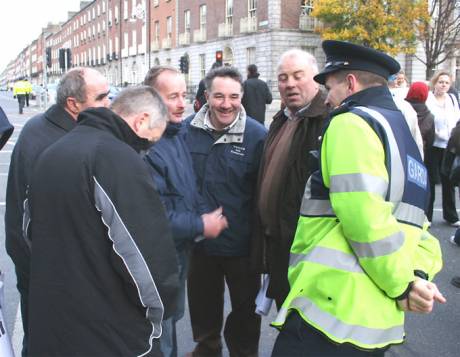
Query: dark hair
56 68 87 107
332 69 388 87
204 66 243 92
143 65 181 89
247 64 259 77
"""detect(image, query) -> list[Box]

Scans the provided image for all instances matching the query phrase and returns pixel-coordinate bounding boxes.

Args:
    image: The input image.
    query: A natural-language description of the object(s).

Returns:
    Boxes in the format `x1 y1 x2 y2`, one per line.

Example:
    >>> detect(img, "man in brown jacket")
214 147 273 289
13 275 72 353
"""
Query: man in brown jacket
252 49 330 308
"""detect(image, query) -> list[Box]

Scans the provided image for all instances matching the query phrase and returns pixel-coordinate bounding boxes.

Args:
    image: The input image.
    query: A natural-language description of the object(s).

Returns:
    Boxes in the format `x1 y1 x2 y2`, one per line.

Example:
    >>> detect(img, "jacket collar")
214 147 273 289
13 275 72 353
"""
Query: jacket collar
77 107 152 153
44 104 77 132
341 85 397 111
191 104 246 145
274 89 329 122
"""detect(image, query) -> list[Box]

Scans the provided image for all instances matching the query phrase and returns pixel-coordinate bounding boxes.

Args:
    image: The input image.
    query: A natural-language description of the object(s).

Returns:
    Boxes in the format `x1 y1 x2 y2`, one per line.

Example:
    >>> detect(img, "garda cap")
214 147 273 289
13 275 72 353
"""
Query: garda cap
314 40 401 85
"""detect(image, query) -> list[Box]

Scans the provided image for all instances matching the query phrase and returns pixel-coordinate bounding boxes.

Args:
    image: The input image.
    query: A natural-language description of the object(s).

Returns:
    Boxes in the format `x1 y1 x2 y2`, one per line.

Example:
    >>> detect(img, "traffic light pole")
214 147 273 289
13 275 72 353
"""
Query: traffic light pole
42 35 48 109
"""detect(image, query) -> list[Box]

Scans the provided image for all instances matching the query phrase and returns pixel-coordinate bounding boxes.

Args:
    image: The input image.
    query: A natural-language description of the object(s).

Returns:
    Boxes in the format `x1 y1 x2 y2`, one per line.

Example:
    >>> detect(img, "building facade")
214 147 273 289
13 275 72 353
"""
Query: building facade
1 0 458 96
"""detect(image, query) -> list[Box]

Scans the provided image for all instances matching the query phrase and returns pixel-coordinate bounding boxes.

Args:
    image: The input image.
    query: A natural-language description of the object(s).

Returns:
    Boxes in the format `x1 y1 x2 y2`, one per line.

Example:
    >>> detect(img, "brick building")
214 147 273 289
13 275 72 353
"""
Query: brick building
3 0 457 95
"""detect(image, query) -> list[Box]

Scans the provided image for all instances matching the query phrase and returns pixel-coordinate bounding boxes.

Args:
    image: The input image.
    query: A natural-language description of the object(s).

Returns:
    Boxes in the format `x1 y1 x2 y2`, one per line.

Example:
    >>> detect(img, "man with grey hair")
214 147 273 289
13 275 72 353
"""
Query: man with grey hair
251 48 330 308
27 86 179 356
5 67 110 357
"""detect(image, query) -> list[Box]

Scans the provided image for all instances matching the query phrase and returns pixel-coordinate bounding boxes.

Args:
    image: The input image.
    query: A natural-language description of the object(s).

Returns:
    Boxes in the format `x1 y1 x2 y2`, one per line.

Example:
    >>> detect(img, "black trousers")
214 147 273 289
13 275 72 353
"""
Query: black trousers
272 312 386 357
17 94 25 114
187 249 261 357
425 146 458 222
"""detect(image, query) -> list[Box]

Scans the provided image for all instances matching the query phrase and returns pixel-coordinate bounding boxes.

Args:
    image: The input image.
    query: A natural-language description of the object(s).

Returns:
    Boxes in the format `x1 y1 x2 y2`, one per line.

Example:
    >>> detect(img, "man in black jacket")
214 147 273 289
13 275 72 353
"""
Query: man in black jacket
27 86 179 357
4 67 110 357
241 64 273 125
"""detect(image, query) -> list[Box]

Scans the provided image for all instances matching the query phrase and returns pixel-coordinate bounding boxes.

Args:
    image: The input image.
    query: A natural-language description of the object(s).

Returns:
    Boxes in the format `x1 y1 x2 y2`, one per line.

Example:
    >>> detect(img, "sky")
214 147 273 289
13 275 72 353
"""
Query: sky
0 0 83 72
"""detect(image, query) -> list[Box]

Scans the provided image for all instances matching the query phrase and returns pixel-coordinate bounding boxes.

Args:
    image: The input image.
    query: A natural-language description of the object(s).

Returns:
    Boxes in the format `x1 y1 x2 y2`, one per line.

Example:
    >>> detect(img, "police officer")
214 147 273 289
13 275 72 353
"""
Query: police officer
271 40 446 356
13 78 27 114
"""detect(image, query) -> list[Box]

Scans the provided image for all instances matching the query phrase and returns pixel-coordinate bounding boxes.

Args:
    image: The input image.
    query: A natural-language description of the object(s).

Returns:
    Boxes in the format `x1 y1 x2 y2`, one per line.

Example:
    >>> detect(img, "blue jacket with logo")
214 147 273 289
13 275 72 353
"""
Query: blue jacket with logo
145 122 208 252
185 105 267 256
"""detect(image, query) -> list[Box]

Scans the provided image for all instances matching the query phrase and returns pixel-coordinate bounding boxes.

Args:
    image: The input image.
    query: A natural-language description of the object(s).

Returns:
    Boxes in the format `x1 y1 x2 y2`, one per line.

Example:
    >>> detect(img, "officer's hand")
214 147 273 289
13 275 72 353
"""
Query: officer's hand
398 279 446 313
202 206 228 239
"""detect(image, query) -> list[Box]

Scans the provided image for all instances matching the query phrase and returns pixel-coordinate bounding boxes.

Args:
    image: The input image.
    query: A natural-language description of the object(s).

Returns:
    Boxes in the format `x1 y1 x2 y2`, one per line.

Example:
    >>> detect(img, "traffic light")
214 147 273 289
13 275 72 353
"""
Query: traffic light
46 47 52 68
59 48 66 69
67 48 72 68
215 51 223 66
179 56 189 74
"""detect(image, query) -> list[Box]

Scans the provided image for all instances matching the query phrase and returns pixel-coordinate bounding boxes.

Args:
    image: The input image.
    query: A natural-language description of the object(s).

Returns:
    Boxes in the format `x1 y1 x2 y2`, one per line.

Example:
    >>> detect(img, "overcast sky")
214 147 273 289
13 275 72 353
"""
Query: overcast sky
0 0 83 72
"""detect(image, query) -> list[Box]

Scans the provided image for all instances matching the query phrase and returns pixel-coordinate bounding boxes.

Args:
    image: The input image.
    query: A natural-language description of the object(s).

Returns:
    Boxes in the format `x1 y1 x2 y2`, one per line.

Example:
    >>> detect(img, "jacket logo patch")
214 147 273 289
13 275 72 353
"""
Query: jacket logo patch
407 155 427 189
230 145 246 157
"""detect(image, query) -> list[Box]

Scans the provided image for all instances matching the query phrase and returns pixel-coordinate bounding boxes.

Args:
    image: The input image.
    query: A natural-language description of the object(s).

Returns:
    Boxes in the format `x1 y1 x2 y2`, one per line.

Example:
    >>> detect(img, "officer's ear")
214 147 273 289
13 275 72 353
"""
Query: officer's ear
345 74 359 93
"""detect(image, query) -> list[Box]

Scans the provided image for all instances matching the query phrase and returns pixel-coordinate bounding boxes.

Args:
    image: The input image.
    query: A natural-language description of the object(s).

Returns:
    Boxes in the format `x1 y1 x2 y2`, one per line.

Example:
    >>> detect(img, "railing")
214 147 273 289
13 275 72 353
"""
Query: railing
162 37 172 49
299 14 321 31
193 28 206 43
240 16 257 33
178 32 191 46
151 41 160 52
218 22 233 38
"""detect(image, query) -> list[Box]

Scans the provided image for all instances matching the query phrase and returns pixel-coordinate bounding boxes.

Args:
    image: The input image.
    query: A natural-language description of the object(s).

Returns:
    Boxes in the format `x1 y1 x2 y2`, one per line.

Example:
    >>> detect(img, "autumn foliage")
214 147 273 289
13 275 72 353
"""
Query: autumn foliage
311 0 429 56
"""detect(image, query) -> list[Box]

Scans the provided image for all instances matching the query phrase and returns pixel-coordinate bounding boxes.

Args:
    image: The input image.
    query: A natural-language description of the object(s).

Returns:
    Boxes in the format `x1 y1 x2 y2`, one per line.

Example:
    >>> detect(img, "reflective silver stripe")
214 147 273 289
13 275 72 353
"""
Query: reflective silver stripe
21 197 32 250
94 177 163 354
393 202 425 227
275 296 404 346
299 199 334 216
355 107 405 205
300 176 335 216
330 173 388 198
290 246 364 273
349 231 404 258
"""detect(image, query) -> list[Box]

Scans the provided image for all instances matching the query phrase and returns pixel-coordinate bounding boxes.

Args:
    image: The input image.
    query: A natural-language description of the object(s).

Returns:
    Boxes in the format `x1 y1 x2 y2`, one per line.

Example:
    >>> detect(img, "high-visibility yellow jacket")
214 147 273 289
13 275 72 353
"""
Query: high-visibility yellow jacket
273 86 442 351
24 80 33 94
13 80 27 96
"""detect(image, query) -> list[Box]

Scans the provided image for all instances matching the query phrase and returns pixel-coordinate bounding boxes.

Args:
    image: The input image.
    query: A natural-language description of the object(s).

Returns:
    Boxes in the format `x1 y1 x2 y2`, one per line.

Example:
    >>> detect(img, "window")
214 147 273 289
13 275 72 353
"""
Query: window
124 0 129 20
301 0 313 15
248 0 257 18
246 47 256 65
184 10 191 33
166 16 172 39
199 54 206 79
102 0 106 13
226 0 233 25
199 5 206 31
154 21 160 44
97 4 101 16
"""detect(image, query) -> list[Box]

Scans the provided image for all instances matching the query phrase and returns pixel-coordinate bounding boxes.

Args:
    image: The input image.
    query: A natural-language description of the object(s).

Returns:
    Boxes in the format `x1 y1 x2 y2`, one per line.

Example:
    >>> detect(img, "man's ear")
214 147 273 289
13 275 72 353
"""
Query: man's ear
346 74 358 93
204 90 209 101
65 97 80 115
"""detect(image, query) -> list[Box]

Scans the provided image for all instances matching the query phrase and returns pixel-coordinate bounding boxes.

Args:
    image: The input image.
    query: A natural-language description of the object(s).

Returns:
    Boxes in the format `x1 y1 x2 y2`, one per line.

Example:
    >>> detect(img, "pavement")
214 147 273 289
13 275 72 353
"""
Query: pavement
1 92 460 356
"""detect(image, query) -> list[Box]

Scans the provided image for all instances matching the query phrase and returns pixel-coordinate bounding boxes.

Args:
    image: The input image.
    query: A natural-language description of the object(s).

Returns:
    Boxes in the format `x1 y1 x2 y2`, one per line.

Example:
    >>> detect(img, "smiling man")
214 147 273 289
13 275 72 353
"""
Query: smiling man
184 66 267 357
143 66 228 357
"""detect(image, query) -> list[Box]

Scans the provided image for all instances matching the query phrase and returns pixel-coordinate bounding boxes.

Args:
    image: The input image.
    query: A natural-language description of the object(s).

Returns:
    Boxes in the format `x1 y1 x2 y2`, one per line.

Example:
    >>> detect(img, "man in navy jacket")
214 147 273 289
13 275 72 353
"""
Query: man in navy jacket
143 66 228 357
185 66 267 357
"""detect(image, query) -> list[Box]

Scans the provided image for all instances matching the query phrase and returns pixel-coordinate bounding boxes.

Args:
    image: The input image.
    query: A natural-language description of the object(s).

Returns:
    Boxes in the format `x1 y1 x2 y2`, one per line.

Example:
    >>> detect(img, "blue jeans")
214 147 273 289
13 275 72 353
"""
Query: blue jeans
160 249 189 357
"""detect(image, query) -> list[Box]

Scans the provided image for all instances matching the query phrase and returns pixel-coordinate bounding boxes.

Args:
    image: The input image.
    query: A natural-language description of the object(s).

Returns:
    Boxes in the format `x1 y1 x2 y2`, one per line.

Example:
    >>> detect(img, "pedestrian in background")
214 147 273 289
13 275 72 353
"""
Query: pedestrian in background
5 67 110 357
143 66 228 357
185 66 267 357
405 81 435 160
24 78 32 107
425 71 460 226
27 87 179 357
272 40 445 356
13 78 27 114
241 64 272 125
251 49 329 309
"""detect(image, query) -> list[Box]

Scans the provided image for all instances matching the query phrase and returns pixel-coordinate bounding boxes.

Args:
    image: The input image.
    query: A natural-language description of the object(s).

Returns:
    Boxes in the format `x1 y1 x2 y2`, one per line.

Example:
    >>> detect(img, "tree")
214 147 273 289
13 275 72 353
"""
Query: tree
416 0 460 79
311 0 429 56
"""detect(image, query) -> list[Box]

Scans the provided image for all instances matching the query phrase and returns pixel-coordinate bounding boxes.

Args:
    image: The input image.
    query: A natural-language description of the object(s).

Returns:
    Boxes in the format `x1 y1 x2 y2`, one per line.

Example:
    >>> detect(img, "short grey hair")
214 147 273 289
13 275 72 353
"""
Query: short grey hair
110 86 168 128
56 68 87 107
277 49 319 75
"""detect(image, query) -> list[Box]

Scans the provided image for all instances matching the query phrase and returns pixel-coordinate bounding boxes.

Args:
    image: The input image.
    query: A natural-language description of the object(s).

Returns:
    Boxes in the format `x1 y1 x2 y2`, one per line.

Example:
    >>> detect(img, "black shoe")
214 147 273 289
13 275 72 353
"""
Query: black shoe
451 276 460 288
